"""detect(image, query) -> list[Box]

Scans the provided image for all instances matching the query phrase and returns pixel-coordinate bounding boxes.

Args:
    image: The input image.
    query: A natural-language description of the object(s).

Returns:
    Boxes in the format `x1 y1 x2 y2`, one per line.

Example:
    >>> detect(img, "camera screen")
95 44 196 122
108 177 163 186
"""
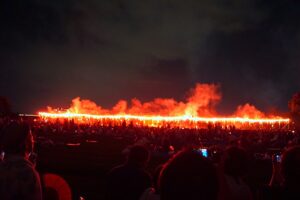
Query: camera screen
276 154 281 162
200 149 208 157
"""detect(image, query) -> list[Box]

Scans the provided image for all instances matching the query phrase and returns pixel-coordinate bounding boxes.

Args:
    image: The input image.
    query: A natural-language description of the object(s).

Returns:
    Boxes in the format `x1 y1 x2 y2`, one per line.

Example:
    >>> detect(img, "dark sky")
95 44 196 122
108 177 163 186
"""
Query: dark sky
1 0 300 114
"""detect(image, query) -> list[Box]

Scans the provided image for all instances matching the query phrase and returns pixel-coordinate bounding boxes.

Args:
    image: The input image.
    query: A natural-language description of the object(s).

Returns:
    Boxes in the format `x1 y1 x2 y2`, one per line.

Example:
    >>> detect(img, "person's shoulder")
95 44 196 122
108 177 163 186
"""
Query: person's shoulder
0 158 42 199
1 157 37 175
107 164 126 177
16 160 40 184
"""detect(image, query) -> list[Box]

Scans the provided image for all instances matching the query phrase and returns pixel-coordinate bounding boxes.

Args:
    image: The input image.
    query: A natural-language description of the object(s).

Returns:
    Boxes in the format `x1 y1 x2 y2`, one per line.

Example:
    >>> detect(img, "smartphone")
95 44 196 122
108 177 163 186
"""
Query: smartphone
275 154 281 163
196 148 208 157
201 149 208 158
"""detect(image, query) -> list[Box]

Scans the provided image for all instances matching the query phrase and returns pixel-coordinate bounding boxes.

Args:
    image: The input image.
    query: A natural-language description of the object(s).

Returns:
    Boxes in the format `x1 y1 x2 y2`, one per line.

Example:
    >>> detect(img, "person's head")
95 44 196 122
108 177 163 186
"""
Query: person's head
0 122 33 157
159 149 218 200
281 145 300 186
127 145 149 167
222 146 249 177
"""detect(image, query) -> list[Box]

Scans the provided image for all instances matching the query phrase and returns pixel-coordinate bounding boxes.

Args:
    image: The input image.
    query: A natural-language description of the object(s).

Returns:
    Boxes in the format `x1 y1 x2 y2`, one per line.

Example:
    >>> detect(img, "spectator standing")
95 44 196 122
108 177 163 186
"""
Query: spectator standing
0 122 42 200
106 145 152 200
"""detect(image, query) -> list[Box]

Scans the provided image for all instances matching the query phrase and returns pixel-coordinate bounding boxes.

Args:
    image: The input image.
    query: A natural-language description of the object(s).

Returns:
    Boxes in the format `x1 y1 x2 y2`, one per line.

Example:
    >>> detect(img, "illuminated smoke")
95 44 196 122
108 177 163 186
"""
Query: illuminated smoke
46 83 221 117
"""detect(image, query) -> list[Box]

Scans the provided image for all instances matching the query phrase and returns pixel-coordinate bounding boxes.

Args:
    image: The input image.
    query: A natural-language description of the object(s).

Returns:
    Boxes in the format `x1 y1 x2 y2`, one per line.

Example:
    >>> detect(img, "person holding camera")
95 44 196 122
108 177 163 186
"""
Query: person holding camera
260 145 300 200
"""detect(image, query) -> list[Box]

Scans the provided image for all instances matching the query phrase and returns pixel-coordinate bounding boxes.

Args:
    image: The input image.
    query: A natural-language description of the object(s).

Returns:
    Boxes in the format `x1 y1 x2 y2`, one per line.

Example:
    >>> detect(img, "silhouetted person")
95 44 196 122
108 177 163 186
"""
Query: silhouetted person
106 145 151 200
289 92 300 131
0 122 42 200
281 146 300 189
262 145 300 200
219 146 253 200
153 164 163 193
159 149 219 200
140 164 162 200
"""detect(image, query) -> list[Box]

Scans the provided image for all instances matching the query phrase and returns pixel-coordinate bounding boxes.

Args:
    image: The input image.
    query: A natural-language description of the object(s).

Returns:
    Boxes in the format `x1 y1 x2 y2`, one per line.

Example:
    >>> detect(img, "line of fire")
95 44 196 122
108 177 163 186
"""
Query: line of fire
34 83 292 130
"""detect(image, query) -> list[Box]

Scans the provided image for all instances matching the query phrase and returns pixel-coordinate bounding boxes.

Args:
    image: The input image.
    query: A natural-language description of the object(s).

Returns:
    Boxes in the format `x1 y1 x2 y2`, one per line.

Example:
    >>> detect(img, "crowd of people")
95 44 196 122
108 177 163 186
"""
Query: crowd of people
31 119 299 164
0 116 300 200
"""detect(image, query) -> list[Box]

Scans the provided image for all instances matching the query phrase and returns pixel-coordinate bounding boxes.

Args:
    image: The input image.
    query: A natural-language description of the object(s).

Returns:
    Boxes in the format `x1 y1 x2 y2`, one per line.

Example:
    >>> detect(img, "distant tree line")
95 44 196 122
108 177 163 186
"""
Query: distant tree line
0 96 11 116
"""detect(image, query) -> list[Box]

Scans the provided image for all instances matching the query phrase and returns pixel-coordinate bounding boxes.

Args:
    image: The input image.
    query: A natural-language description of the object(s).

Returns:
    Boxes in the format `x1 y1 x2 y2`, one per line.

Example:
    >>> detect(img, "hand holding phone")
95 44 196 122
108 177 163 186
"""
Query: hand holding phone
270 153 283 186
275 154 281 163
197 148 208 157
194 148 208 157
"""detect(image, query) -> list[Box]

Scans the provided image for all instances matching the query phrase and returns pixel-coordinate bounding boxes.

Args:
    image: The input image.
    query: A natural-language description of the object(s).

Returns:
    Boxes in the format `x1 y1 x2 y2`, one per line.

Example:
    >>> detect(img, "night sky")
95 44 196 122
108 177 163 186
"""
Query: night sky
1 0 300 114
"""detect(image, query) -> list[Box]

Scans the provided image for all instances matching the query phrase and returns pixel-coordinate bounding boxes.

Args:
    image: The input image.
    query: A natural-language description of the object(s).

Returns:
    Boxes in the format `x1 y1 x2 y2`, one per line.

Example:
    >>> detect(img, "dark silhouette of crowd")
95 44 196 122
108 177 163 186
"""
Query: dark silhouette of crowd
1 117 300 200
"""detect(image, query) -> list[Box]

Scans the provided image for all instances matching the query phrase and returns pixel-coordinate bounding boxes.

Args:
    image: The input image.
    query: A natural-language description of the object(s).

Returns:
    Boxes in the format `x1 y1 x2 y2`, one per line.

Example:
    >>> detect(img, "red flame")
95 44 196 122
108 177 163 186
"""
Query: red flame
234 103 265 119
39 83 290 129
47 83 221 116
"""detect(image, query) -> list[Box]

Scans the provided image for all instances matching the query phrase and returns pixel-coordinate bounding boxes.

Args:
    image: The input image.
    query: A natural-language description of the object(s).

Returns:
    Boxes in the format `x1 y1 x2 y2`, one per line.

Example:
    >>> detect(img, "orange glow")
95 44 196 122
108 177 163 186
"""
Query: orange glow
38 112 289 124
38 83 290 129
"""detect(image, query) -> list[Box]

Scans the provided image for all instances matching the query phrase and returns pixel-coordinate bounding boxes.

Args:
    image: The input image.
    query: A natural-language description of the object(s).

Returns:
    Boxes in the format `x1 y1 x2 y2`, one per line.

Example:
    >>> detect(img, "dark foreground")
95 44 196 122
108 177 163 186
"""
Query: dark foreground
37 137 169 199
36 136 276 200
